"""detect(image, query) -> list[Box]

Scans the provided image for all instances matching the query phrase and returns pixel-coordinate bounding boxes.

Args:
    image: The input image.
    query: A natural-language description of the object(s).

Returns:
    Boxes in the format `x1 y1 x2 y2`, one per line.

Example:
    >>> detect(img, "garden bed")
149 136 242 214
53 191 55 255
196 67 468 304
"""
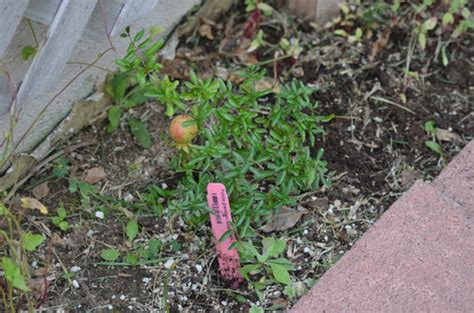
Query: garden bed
9 1 474 311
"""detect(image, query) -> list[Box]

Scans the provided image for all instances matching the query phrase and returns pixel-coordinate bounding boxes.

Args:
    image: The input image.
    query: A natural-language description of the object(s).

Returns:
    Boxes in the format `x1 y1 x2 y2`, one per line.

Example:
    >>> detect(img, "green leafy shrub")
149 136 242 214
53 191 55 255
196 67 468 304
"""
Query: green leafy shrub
165 68 332 236
107 29 332 236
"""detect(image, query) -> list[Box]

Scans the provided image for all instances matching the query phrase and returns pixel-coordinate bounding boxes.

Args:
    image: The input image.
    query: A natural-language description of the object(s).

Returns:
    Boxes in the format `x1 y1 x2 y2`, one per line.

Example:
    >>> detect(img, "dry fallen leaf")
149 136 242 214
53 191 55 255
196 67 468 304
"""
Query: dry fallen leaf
83 167 107 184
51 232 66 247
260 206 308 232
198 24 214 40
21 197 48 215
303 197 329 210
435 128 462 143
32 182 50 200
370 28 391 61
255 77 280 94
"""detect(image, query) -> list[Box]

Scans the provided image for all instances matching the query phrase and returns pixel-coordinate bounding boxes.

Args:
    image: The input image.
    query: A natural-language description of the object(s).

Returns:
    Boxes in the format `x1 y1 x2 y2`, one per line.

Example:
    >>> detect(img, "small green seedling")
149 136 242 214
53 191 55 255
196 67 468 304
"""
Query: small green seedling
237 238 294 301
52 206 69 231
424 120 443 156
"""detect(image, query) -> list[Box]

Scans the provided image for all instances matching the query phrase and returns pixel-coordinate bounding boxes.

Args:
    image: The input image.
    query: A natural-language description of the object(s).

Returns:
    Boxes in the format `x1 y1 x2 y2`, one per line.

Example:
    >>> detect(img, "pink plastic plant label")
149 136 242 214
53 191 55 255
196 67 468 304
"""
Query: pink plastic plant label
207 183 243 289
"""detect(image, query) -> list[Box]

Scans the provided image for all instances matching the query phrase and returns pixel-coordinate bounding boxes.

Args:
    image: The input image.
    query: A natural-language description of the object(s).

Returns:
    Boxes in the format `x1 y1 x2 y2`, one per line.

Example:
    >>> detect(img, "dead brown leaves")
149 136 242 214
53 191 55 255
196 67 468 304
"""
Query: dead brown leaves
32 182 50 199
82 167 107 184
260 207 309 233
370 28 391 61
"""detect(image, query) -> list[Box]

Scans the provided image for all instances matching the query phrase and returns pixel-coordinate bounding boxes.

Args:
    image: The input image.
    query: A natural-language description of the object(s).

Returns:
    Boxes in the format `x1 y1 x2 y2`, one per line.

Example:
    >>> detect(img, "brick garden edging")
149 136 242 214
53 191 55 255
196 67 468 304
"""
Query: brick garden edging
291 141 474 313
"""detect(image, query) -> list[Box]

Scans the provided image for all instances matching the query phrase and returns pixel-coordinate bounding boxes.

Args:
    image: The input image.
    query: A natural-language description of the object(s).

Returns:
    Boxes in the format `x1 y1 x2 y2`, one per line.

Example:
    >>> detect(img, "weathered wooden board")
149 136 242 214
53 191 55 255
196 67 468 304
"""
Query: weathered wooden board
0 0 30 56
111 0 160 36
15 0 97 111
0 0 30 113
24 0 160 42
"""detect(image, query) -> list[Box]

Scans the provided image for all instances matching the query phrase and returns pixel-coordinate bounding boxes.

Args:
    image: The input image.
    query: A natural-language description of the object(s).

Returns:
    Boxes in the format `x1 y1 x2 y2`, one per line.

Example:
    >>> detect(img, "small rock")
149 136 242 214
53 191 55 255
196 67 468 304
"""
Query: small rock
72 280 80 289
164 258 174 269
95 211 104 219
70 266 81 273
123 193 134 202
194 264 203 273
120 294 126 300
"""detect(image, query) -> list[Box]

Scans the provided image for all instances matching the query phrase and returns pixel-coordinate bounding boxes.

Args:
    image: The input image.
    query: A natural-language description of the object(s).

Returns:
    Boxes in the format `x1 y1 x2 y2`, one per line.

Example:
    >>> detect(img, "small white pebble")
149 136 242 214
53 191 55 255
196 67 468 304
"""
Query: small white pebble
72 280 80 289
111 295 116 299
95 211 105 219
194 264 203 273
123 193 134 202
164 258 174 269
303 229 309 235
70 266 81 273
221 301 228 306
373 117 383 123
107 305 113 310
161 182 168 189
128 306 133 310
142 277 151 284
303 247 311 253
120 294 126 300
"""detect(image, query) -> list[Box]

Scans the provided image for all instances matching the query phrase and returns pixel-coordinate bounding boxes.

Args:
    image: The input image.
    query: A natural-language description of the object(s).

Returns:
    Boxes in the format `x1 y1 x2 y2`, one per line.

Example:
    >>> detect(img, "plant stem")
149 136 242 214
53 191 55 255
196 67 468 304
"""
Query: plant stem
25 19 39 47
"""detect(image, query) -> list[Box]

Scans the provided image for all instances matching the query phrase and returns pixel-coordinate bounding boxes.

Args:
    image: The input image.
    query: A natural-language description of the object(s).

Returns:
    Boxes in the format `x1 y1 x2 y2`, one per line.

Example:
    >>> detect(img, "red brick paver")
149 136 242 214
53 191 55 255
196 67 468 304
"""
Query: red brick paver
291 141 474 313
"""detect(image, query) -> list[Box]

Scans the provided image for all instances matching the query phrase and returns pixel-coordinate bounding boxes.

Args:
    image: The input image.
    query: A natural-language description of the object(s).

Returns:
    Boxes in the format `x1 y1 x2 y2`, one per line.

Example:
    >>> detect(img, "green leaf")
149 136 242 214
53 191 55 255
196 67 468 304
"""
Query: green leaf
218 229 233 243
128 118 152 148
0 203 6 215
21 46 37 61
110 72 129 101
126 219 139 241
284 284 296 299
424 120 436 133
418 32 427 50
262 238 286 258
270 263 291 285
124 253 138 265
107 106 122 132
423 17 438 31
442 12 454 25
441 46 449 67
249 305 265 313
22 232 44 252
57 206 67 219
101 249 120 261
267 258 294 270
321 114 335 122
1 257 30 291
334 29 348 37
133 29 145 42
240 264 262 280
237 241 261 260
257 2 273 15
425 140 443 155
58 221 69 231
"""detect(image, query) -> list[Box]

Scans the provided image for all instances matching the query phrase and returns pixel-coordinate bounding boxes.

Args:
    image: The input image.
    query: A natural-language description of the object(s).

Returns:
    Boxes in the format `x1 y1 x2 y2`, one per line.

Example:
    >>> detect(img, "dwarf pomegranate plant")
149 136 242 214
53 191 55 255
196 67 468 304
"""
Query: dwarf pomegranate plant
165 67 333 236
